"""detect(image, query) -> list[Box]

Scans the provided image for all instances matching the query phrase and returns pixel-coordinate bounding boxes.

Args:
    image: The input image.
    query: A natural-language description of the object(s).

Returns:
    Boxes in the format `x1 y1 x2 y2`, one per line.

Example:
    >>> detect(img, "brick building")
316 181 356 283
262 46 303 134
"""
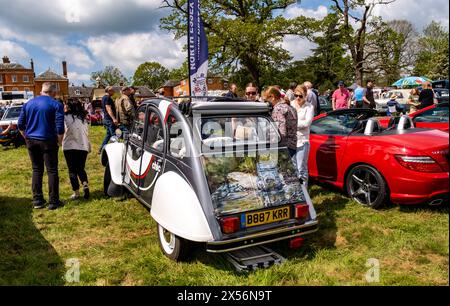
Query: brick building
34 61 69 100
0 56 35 93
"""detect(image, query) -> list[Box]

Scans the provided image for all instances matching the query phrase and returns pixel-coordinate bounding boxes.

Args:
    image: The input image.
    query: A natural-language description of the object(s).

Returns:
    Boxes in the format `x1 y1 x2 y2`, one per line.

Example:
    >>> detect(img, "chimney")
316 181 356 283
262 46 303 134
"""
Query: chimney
2 56 10 64
62 60 68 78
30 59 35 74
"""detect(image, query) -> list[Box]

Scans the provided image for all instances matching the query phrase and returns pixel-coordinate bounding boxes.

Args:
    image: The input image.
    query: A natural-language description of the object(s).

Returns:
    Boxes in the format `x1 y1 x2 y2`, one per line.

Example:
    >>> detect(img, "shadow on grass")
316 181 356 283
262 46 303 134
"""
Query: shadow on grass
0 196 65 285
396 202 449 214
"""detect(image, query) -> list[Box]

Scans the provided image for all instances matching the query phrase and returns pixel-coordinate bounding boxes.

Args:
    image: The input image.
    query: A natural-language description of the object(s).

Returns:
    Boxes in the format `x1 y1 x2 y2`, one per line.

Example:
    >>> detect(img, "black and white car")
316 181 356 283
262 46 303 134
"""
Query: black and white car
101 97 318 262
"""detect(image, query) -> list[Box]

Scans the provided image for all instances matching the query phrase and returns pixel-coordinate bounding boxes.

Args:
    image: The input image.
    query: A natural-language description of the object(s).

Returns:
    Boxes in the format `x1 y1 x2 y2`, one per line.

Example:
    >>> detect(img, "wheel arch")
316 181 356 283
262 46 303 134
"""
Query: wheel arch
101 143 125 185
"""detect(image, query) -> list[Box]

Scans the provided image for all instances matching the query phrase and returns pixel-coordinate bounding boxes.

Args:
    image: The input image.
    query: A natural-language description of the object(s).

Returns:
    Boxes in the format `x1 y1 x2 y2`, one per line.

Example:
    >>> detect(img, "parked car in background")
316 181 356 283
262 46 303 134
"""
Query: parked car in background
319 96 333 113
375 89 411 114
432 80 449 104
87 100 104 126
0 105 25 148
101 98 318 262
309 109 449 209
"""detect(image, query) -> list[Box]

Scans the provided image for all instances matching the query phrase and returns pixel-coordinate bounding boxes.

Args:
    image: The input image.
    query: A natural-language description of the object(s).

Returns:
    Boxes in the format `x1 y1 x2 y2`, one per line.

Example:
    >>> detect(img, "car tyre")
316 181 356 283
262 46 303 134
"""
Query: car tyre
157 223 191 261
346 165 388 209
104 162 124 197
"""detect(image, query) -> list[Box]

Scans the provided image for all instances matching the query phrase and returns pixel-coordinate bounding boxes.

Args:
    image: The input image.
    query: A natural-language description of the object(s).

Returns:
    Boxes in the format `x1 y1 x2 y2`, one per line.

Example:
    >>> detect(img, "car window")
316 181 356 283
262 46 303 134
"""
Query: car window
146 109 164 151
4 107 22 119
414 105 449 123
131 106 146 142
311 114 359 135
167 114 186 159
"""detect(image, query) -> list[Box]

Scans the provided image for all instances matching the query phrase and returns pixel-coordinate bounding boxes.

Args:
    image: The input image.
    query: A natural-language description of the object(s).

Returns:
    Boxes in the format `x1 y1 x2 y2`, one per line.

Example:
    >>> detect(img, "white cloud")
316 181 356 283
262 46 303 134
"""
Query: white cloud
85 32 185 75
42 45 94 69
0 40 29 61
284 4 328 20
282 36 317 61
67 71 91 84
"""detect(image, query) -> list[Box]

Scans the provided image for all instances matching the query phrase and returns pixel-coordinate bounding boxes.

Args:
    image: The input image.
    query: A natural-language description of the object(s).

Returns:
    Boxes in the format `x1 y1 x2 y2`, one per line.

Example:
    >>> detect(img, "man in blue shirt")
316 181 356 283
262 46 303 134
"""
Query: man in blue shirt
18 82 65 210
99 86 118 153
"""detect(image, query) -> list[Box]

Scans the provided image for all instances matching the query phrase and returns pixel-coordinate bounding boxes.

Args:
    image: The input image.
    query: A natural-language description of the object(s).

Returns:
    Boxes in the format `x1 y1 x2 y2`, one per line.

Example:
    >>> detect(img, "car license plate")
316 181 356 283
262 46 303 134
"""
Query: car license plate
242 206 290 228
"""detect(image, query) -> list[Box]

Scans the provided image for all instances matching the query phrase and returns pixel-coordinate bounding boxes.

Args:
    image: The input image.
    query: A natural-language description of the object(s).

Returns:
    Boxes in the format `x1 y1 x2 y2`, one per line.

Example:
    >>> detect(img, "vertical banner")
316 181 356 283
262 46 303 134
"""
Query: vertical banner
188 0 208 96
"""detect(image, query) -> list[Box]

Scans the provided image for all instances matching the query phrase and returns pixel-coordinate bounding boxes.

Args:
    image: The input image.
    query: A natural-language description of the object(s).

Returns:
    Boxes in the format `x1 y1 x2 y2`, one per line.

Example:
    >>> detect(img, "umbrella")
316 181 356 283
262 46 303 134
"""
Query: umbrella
392 76 432 88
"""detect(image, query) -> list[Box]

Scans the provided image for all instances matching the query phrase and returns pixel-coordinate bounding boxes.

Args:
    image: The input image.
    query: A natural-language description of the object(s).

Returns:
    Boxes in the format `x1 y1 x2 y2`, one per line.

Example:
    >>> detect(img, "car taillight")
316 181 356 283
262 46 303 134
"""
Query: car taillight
295 204 310 219
220 217 240 234
395 155 444 173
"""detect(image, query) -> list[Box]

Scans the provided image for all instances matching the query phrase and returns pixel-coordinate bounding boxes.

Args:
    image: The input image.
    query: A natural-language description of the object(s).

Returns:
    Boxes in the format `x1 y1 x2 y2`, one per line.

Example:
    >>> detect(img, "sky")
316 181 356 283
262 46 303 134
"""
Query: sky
0 0 448 85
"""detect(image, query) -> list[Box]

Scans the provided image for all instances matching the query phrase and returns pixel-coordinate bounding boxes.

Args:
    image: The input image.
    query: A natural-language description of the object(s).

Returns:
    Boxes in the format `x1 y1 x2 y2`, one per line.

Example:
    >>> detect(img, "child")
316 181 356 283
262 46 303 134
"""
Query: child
386 95 405 116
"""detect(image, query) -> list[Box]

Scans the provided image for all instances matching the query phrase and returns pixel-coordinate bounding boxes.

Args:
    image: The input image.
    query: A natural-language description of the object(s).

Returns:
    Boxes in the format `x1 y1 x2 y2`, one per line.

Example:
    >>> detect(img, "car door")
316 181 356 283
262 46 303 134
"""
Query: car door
137 105 167 206
124 105 147 195
309 114 351 182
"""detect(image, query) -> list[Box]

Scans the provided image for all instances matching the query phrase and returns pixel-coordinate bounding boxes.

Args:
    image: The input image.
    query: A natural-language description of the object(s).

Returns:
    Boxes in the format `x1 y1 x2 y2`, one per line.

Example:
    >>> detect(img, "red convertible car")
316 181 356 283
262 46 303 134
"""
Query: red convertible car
379 102 449 132
309 109 449 208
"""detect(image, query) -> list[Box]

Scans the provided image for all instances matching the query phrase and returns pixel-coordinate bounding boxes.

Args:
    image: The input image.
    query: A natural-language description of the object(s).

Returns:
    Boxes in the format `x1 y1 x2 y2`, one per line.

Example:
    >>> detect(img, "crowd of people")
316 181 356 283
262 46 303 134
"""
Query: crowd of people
14 78 440 211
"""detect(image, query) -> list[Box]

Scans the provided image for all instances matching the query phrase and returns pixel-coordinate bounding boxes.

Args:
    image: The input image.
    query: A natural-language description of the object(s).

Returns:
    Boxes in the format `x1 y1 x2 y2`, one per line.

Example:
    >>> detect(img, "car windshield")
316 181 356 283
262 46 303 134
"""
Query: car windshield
3 107 22 119
197 116 280 152
311 113 365 135
414 105 449 123
202 148 305 216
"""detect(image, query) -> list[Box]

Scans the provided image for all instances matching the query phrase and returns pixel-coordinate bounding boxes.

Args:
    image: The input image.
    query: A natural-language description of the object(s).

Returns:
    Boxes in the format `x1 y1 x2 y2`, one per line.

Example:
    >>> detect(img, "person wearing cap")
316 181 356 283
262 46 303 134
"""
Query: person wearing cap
386 94 404 116
129 86 138 109
332 81 351 110
115 86 135 133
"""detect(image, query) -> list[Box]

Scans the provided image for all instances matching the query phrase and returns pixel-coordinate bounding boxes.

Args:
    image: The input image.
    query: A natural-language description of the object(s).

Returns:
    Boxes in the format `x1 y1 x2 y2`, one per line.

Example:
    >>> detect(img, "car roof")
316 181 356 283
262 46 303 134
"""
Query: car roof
140 97 271 116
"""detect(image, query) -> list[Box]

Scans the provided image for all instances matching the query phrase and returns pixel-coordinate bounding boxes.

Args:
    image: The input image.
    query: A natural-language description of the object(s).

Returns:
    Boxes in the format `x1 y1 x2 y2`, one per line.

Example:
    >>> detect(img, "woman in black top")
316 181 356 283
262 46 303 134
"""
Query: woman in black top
418 82 435 109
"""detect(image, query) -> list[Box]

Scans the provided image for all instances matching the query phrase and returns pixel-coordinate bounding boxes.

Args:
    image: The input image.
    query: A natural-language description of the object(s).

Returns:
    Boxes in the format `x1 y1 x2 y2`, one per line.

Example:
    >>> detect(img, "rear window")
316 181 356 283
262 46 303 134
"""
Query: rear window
202 149 305 215
4 107 22 119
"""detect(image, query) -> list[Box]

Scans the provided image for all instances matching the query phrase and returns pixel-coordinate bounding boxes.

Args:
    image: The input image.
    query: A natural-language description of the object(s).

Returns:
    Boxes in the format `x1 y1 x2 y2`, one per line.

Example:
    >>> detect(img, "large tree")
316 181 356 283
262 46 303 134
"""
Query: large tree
132 62 170 90
161 0 317 87
413 21 449 80
91 66 128 87
330 0 395 85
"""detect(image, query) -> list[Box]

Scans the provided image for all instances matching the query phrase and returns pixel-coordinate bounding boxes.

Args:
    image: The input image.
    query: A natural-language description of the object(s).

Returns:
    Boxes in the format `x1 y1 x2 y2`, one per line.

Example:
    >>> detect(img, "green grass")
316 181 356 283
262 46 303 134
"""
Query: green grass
0 126 448 286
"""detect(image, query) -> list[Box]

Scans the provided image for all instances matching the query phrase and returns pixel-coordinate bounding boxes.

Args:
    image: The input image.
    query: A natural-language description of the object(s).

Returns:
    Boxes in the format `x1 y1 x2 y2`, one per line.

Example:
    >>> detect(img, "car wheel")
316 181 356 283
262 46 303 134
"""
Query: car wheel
157 223 191 261
346 165 388 209
103 162 124 197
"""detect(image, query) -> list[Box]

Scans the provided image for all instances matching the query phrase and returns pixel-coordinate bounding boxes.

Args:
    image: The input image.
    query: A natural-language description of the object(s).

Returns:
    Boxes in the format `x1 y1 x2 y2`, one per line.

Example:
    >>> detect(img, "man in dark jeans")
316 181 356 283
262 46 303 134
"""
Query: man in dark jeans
18 82 65 210
99 86 118 153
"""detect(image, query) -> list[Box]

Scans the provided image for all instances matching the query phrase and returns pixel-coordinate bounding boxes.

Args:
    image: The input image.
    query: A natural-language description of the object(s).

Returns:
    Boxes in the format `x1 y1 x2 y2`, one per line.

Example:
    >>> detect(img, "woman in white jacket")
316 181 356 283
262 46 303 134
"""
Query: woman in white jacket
291 85 314 187
63 99 91 200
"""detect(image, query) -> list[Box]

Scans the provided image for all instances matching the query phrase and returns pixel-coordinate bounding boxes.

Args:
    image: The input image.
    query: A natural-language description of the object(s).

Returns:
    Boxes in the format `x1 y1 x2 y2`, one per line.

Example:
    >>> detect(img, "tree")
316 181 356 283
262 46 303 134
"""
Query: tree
132 62 170 90
161 0 318 87
365 19 417 86
91 66 128 86
330 0 395 85
168 60 189 81
413 21 449 80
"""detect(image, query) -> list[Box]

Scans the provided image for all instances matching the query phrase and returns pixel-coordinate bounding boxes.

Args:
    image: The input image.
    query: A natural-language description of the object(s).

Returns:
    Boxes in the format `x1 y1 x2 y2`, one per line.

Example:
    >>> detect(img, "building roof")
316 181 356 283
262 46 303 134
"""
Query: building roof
69 86 94 98
35 68 67 81
0 63 28 70
163 80 181 88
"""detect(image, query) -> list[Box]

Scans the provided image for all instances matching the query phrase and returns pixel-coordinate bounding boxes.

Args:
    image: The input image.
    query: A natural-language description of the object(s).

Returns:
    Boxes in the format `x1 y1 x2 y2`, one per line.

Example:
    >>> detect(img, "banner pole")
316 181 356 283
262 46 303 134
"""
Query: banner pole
187 1 192 101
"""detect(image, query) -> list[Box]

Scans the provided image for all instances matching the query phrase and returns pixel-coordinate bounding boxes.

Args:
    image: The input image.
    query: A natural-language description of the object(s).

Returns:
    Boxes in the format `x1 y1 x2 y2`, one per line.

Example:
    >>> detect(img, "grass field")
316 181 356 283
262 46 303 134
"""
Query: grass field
0 126 448 286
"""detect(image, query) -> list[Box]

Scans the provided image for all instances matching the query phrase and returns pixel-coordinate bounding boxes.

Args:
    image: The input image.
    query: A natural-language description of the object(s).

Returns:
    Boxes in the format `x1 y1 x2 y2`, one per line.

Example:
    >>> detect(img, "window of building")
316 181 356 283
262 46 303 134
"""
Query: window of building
23 75 30 83
12 75 17 83
208 79 213 85
75 90 81 95
0 75 3 83
12 88 19 91
24 88 30 92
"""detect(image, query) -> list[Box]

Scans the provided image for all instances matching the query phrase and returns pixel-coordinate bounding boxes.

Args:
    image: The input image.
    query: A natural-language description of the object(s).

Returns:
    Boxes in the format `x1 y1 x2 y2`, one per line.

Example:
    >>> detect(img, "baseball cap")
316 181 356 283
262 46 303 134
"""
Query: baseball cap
338 81 345 86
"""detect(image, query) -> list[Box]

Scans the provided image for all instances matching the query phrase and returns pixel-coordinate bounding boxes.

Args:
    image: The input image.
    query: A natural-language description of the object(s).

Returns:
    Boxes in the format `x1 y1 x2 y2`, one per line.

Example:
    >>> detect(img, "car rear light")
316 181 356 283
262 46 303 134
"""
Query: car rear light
295 204 310 219
395 155 444 173
220 217 240 234
289 237 304 249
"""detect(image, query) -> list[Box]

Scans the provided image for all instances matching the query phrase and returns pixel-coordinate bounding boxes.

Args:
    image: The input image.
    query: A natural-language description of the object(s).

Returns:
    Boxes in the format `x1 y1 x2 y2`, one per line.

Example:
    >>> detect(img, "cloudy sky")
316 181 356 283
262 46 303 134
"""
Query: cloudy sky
0 0 448 85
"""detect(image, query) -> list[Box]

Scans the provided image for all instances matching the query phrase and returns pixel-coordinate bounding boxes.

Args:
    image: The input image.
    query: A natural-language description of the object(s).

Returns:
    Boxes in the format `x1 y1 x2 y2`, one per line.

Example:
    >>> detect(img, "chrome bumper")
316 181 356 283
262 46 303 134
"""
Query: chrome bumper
206 221 319 253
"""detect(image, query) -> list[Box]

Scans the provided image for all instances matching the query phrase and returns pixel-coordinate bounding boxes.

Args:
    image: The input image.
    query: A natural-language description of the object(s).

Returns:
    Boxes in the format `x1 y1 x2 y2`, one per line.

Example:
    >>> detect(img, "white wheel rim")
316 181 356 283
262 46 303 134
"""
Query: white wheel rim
158 225 176 255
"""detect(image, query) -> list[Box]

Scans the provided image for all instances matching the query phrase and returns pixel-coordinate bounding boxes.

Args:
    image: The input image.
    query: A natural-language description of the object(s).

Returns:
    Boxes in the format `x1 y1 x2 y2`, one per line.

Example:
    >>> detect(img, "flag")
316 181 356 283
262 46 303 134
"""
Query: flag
188 0 208 96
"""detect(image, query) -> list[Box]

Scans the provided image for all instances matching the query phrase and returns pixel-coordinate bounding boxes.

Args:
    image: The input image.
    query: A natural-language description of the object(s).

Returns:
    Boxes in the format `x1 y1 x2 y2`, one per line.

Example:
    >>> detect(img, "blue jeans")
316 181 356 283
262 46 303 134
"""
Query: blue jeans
100 120 116 151
294 142 310 186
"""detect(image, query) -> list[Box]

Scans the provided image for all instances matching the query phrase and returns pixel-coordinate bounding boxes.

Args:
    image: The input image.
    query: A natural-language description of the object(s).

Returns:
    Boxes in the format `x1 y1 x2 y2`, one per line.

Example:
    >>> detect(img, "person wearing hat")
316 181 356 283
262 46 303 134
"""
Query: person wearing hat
332 81 351 110
115 86 135 133
386 94 404 116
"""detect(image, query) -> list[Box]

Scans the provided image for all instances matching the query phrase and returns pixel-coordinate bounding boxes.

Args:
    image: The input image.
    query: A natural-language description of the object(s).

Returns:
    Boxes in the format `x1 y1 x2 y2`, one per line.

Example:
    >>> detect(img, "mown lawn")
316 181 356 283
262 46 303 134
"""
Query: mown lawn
0 126 448 286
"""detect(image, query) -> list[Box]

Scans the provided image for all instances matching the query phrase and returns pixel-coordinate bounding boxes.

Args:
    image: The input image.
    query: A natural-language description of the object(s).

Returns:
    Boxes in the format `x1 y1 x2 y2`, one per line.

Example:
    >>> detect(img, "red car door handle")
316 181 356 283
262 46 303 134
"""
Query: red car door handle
327 144 340 149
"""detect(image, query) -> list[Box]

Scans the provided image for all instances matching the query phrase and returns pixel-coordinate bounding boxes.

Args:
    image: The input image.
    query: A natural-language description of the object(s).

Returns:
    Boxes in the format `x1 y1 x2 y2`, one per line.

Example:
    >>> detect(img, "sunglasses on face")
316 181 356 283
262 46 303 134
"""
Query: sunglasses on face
246 92 257 96
294 94 304 98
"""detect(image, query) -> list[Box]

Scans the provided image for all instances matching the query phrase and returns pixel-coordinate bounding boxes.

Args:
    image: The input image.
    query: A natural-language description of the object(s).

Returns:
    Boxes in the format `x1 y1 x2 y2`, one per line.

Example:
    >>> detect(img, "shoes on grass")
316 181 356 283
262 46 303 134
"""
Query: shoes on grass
48 201 65 211
83 183 90 200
